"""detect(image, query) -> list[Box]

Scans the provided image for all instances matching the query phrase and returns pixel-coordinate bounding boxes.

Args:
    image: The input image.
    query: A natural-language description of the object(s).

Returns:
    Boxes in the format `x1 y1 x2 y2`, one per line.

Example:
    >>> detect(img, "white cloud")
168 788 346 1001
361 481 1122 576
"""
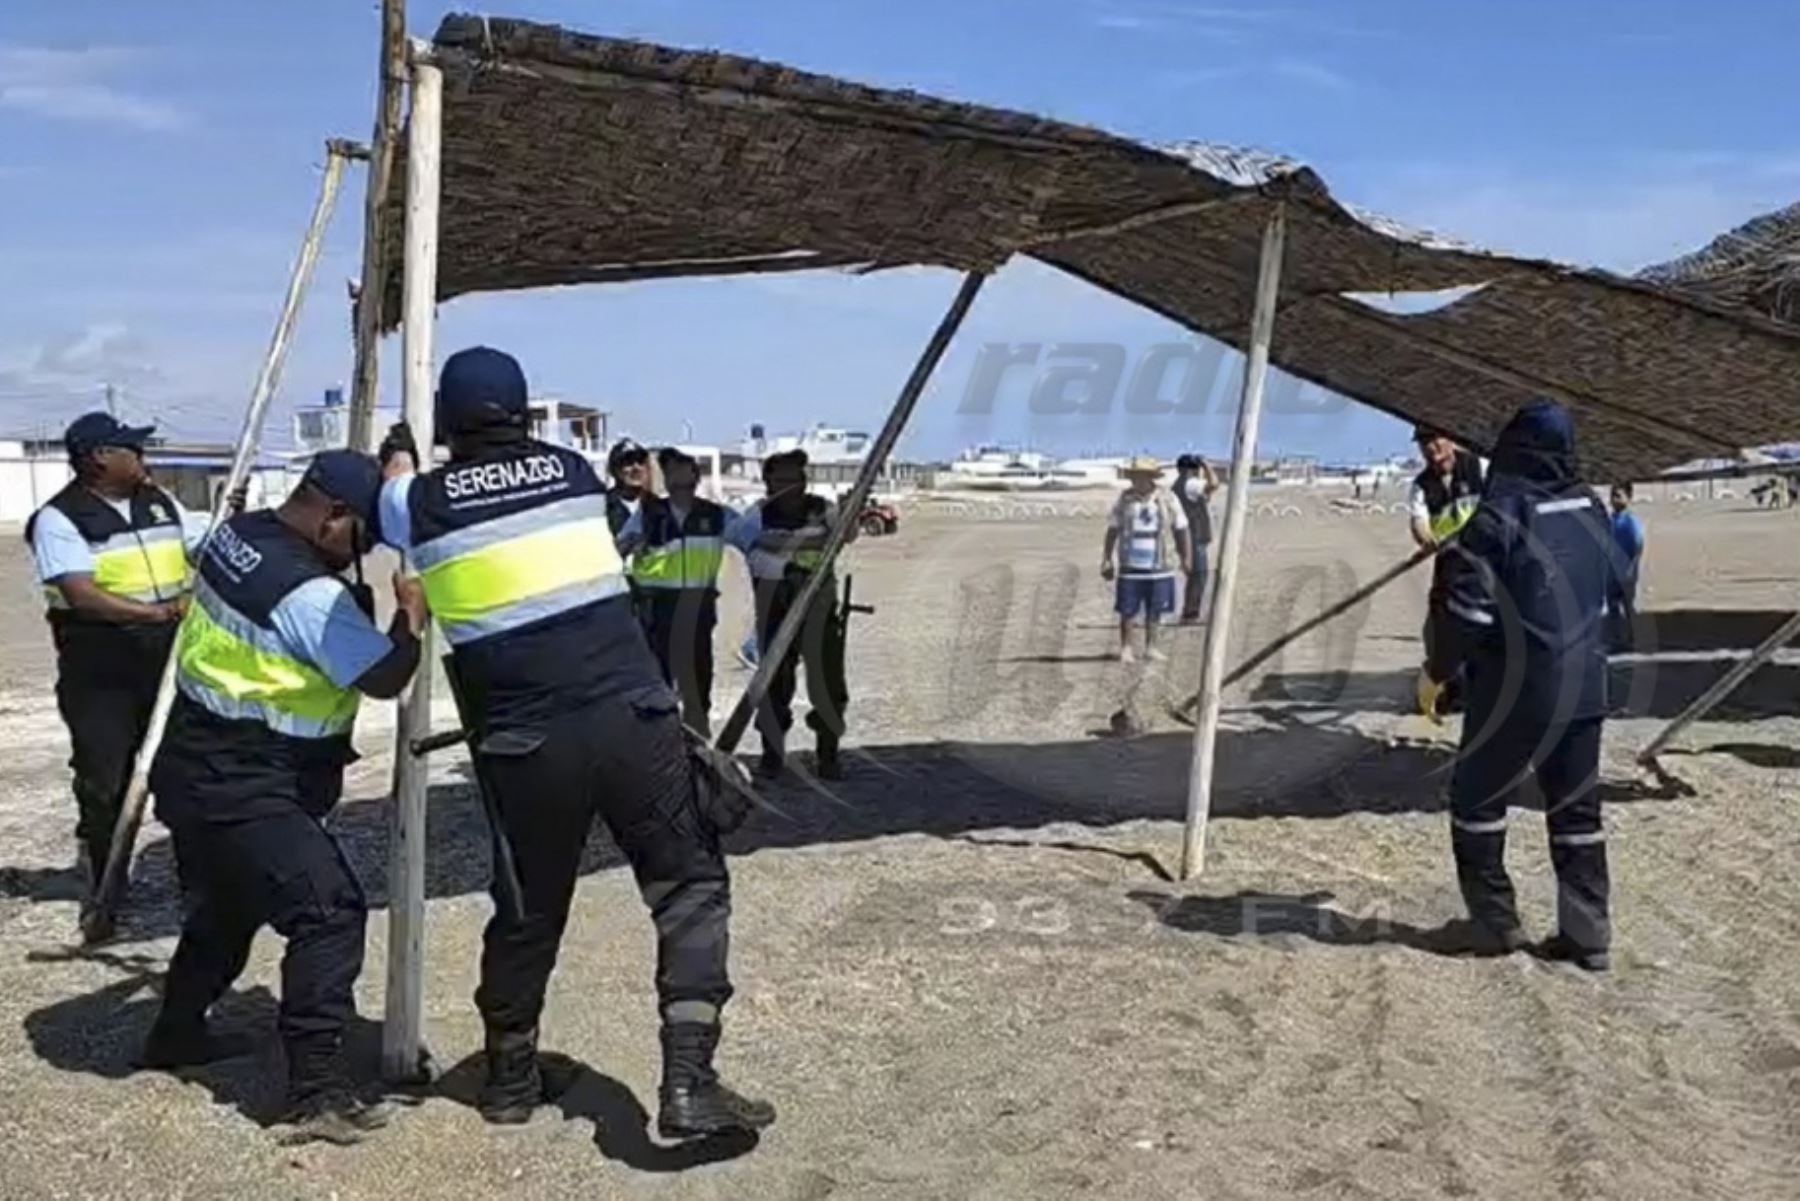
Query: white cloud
1271 57 1350 90
0 44 187 132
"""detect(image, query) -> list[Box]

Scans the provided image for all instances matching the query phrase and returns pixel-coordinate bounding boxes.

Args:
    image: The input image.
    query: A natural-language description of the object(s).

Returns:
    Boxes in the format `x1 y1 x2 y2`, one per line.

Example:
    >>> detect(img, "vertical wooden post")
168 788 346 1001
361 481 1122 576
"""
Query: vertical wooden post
347 0 409 452
713 270 987 754
1180 205 1287 880
84 142 356 943
382 57 441 1083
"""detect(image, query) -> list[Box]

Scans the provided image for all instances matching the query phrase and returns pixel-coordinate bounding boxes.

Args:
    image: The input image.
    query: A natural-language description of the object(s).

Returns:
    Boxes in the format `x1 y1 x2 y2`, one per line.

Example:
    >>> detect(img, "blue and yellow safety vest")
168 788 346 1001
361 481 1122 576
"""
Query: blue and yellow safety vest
172 511 360 744
405 442 644 725
28 482 190 617
631 496 728 592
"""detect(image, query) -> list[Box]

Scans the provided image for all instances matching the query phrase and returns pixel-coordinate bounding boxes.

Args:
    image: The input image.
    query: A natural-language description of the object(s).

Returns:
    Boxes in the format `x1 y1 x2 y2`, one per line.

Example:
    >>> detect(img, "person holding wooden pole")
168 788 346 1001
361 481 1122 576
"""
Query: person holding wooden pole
376 346 774 1138
142 451 425 1145
1418 401 1617 972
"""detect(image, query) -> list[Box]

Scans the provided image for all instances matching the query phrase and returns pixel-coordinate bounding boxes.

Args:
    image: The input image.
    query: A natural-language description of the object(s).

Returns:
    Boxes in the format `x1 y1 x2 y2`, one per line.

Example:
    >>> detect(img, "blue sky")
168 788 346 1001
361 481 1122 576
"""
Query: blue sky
2 0 1795 463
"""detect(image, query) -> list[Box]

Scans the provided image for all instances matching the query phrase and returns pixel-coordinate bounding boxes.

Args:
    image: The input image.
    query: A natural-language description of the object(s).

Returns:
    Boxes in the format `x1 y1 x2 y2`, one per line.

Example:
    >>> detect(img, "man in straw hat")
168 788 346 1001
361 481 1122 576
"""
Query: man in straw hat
1101 456 1191 662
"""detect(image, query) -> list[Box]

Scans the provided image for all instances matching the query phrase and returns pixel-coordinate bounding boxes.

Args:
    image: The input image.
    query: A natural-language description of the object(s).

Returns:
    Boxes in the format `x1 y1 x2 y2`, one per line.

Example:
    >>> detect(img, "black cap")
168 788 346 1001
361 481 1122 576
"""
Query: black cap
300 449 382 527
608 438 649 474
657 445 696 470
1413 423 1445 445
436 346 529 435
65 412 155 461
1175 453 1201 470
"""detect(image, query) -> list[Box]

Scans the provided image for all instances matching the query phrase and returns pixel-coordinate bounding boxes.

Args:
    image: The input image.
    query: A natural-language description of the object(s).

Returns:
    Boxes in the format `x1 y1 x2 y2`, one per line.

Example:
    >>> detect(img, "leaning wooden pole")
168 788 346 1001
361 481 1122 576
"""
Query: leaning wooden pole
382 56 442 1083
347 0 409 453
1637 609 1800 765
1173 545 1434 719
1179 205 1287 881
713 271 988 755
84 142 358 943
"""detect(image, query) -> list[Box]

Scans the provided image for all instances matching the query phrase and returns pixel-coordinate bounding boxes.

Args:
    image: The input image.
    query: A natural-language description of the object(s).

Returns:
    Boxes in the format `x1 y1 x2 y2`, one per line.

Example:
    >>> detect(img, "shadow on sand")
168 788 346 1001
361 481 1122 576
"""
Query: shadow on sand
6 692 1695 943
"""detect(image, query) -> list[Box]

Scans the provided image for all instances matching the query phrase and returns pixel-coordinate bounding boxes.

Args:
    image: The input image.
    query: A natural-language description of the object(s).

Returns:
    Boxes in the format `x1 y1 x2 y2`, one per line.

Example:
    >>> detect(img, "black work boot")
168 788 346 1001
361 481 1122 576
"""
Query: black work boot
136 1014 253 1071
277 1089 395 1146
478 1026 544 1125
278 1038 391 1146
1534 933 1611 973
758 745 786 780
77 839 118 945
814 731 843 781
658 1021 776 1140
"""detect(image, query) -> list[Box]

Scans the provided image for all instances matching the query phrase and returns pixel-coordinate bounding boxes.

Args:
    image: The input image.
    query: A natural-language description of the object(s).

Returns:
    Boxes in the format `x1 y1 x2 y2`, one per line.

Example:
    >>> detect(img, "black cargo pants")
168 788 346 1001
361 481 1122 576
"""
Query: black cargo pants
642 589 719 737
160 807 367 1097
1450 708 1610 953
52 624 173 878
753 572 848 752
472 684 733 1036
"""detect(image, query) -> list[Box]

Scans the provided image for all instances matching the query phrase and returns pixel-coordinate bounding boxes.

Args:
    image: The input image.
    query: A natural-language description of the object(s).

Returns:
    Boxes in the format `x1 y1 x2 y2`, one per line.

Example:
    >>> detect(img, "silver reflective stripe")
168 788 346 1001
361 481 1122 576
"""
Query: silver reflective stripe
436 572 630 645
410 493 609 571
1550 830 1606 846
192 577 293 659
1446 598 1496 626
93 524 185 556
175 675 354 739
1534 497 1593 515
1452 815 1509 834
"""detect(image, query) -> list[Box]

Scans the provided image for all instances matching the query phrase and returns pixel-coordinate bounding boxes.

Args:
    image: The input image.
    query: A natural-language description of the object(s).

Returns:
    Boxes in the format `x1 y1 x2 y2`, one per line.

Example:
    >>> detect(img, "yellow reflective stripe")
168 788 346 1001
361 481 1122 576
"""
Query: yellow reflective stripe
419 518 623 625
1431 497 1477 541
633 540 725 587
175 602 359 730
91 539 191 599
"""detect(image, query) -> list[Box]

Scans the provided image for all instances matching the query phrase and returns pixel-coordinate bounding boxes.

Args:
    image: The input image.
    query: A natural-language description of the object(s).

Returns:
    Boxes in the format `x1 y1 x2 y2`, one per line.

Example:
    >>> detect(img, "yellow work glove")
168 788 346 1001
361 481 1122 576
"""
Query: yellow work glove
1416 669 1446 726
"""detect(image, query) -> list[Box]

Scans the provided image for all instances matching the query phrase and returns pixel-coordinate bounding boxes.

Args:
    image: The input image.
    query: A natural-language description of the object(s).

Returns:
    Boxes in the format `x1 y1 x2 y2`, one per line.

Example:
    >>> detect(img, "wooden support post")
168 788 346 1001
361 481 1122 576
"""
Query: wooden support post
1180 205 1287 881
85 142 355 943
1637 610 1800 764
347 0 409 452
382 57 441 1084
713 271 987 755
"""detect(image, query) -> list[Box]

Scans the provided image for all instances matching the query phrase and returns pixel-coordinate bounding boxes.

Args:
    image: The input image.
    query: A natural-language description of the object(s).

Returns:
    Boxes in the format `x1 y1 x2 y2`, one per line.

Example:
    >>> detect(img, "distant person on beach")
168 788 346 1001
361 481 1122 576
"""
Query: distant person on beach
1607 482 1645 652
1173 453 1218 624
1101 457 1191 662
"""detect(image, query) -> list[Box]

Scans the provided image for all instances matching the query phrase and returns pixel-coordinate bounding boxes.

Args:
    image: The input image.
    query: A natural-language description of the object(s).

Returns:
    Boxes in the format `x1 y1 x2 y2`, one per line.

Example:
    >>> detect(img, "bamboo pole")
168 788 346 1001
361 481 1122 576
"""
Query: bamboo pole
84 143 356 943
1172 546 1434 719
1637 610 1800 764
1179 205 1287 881
713 271 987 755
381 58 441 1083
347 0 409 453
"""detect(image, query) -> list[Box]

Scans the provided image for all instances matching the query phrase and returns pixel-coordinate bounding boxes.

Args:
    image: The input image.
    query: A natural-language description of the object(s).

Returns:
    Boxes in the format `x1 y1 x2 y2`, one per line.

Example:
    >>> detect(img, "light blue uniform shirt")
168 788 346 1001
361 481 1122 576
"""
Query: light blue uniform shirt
267 576 394 689
30 492 209 584
377 475 416 553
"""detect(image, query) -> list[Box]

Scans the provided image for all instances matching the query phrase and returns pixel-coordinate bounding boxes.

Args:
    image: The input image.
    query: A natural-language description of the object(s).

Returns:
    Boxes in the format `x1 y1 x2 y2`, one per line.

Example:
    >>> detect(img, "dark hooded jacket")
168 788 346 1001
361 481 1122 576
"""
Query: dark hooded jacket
1430 402 1617 724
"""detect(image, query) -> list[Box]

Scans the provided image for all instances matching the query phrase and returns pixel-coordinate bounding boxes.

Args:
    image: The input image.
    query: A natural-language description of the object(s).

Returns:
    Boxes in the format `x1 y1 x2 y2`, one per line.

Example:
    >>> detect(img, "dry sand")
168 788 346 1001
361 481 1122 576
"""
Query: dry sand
1 494 1798 1199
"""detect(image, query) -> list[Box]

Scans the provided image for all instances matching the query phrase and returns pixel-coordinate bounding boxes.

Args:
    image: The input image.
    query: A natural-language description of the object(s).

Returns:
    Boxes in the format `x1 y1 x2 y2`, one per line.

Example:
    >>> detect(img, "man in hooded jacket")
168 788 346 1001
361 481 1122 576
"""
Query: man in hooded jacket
1420 400 1617 972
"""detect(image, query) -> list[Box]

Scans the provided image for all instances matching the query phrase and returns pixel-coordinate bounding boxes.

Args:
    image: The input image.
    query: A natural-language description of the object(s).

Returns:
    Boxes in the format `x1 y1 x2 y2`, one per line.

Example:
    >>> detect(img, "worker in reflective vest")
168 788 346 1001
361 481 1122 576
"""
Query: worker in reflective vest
26 412 201 923
1420 402 1616 971
144 450 425 1144
376 346 771 1139
724 449 855 779
1408 424 1486 716
618 447 729 736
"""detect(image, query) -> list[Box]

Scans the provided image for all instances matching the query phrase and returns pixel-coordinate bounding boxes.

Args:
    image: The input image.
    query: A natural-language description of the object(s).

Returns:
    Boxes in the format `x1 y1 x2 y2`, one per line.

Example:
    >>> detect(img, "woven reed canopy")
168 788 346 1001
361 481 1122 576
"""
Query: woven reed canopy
1639 201 1800 329
382 14 1800 479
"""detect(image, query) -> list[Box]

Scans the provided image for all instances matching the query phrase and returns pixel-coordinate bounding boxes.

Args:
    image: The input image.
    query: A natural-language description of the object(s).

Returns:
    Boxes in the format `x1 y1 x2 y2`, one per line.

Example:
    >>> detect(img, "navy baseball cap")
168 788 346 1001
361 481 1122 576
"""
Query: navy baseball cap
65 412 155 461
436 346 529 434
301 449 382 527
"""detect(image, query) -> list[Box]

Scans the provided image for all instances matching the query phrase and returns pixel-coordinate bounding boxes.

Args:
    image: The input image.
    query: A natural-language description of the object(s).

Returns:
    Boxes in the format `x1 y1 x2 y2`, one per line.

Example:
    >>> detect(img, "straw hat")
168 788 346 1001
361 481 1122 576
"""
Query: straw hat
1120 455 1164 477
